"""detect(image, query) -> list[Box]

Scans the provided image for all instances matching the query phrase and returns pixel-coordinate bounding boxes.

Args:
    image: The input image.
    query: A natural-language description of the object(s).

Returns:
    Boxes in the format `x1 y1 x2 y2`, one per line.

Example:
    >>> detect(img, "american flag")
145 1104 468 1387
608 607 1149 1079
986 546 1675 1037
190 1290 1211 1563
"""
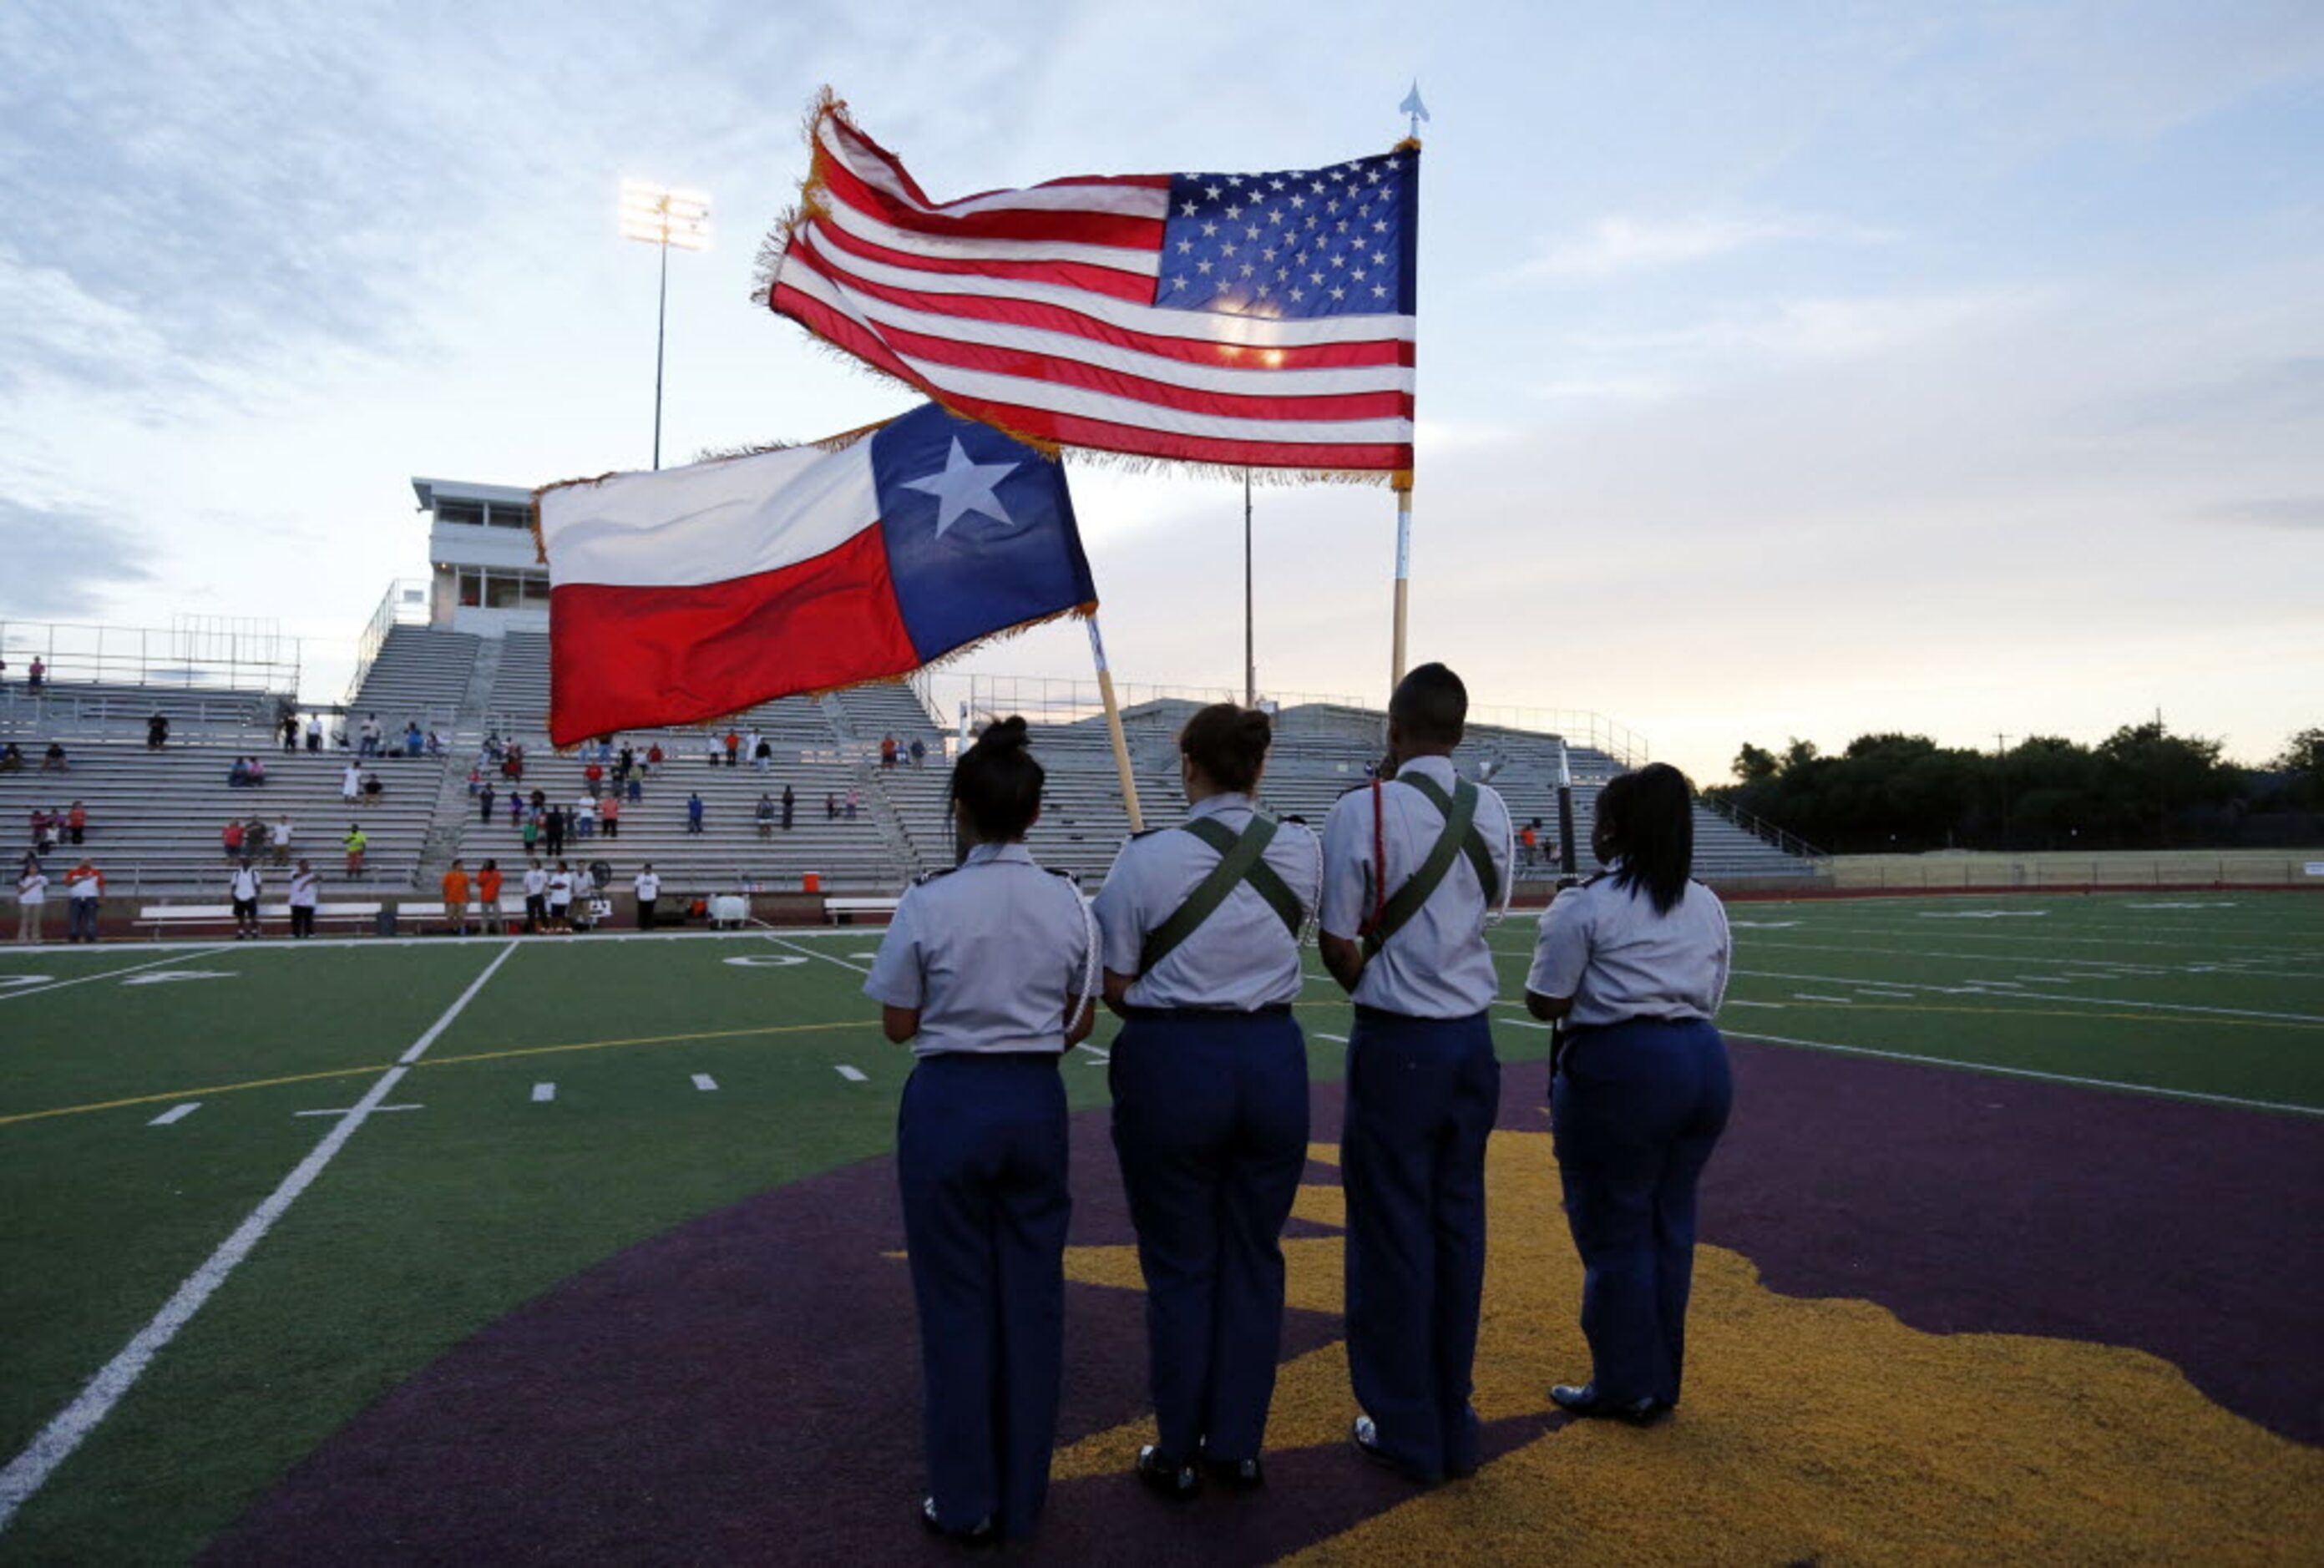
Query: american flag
762 100 1417 476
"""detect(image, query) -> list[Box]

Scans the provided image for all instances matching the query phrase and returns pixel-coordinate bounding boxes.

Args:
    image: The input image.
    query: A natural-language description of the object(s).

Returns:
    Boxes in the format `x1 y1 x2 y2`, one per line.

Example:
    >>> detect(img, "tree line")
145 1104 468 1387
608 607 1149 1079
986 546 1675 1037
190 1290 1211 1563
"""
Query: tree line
1706 723 2323 854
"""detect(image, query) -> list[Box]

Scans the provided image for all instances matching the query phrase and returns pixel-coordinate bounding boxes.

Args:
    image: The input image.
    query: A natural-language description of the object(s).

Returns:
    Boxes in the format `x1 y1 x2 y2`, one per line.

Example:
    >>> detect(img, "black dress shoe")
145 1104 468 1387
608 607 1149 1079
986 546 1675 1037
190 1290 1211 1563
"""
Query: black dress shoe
1201 1454 1265 1490
1549 1383 1668 1424
919 1496 999 1547
1137 1444 1201 1500
1350 1414 1439 1485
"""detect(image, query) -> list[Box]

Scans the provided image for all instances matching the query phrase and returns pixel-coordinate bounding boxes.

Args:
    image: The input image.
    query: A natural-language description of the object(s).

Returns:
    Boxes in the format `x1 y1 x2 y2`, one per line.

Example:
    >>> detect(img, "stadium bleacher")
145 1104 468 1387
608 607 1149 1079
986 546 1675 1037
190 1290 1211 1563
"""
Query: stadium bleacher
1 619 1820 907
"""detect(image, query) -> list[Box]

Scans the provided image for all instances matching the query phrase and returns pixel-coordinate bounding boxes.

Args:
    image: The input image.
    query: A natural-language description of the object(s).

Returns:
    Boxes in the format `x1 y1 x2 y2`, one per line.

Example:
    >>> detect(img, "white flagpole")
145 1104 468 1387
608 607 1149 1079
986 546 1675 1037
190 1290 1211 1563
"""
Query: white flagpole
1390 82 1428 693
1086 615 1145 833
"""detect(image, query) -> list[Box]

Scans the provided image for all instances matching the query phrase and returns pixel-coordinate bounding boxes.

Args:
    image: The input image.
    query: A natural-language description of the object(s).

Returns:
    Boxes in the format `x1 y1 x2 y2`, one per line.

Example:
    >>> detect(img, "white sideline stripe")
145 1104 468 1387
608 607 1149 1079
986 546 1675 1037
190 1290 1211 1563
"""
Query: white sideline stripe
1731 1029 2324 1119
294 1103 422 1117
1733 967 2324 1024
532 1082 555 1102
0 947 235 1002
1794 993 1854 1004
691 1073 719 1092
0 938 517 1531
147 1102 201 1126
835 1065 868 1083
1722 999 1783 1009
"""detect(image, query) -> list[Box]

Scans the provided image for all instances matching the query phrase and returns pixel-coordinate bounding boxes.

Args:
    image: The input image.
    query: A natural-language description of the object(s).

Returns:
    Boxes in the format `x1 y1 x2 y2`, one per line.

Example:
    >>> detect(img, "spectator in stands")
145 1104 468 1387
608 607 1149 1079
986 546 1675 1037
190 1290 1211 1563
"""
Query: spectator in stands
634 862 661 929
752 733 772 771
271 815 293 868
442 859 471 937
881 733 899 769
757 793 776 839
521 812 540 855
686 792 706 834
66 802 86 847
782 784 796 830
910 737 927 768
246 756 267 787
41 741 68 772
846 787 861 821
288 860 319 938
584 760 605 797
28 656 44 690
547 860 575 933
0 742 22 771
342 761 362 803
572 792 596 840
825 792 838 821
646 742 665 772
481 781 497 823
15 856 46 944
484 731 505 763
723 729 742 767
544 806 565 858
1520 819 1542 867
147 712 170 750
599 792 620 839
65 857 102 943
31 808 53 856
426 729 446 756
362 772 382 805
404 721 424 757
359 714 381 756
223 819 245 862
478 859 504 936
522 858 548 933
230 859 264 940
343 824 367 878
615 745 635 779
509 792 525 828
281 713 300 751
625 771 643 804
306 714 323 752
243 817 269 864
228 756 251 788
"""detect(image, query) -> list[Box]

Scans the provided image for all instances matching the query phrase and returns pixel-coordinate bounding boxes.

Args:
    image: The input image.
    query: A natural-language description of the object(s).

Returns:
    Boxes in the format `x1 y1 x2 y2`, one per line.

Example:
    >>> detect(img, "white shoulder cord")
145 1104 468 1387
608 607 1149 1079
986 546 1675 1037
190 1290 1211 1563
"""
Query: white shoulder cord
1486 796 1518 928
1071 879 1103 1030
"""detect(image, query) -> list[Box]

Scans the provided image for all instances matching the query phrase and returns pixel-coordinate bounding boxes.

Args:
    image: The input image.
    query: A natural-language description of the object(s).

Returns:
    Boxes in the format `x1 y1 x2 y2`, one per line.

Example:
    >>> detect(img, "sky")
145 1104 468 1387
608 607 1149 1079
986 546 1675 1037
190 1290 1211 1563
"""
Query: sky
3 0 2320 783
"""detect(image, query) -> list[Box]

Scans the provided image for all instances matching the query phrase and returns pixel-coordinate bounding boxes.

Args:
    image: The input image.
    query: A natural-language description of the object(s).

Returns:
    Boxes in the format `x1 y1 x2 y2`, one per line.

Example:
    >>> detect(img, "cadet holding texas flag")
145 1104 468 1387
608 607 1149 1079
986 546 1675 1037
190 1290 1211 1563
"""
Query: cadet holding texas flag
535 401 1097 745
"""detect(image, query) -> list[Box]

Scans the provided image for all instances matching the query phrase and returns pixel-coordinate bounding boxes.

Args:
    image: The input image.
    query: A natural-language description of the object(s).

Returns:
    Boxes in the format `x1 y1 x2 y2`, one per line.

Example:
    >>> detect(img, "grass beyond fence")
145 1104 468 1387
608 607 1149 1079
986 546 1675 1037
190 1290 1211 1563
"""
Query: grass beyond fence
1828 847 2324 890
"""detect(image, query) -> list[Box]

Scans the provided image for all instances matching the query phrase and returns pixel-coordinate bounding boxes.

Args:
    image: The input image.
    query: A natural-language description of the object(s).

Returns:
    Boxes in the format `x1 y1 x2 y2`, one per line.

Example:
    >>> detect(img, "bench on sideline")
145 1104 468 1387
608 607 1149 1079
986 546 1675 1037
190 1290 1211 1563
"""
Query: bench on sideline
824 896 899 925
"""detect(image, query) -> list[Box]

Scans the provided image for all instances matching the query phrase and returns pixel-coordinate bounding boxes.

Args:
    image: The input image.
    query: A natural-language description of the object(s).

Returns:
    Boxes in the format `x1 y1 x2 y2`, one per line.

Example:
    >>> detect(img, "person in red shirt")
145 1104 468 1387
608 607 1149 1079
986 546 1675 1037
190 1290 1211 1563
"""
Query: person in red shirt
441 859 472 937
64 857 104 943
477 859 504 935
222 819 245 862
723 730 742 767
598 793 620 838
584 761 605 797
66 802 88 846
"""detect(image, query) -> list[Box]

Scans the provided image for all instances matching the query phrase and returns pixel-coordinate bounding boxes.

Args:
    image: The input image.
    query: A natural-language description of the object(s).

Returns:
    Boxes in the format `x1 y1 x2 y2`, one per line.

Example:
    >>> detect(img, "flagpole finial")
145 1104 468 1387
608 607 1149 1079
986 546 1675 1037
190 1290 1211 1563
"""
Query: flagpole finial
1399 80 1430 142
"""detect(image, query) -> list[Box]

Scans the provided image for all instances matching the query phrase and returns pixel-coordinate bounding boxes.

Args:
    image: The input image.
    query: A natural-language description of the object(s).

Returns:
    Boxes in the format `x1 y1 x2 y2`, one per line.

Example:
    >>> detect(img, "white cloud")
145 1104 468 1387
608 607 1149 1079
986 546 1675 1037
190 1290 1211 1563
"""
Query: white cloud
1507 212 1893 283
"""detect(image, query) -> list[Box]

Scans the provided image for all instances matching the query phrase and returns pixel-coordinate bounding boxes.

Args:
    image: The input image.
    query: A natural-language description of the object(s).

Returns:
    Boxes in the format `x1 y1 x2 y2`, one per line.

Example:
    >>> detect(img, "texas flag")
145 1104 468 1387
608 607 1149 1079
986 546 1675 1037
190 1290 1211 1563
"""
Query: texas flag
538 402 1096 746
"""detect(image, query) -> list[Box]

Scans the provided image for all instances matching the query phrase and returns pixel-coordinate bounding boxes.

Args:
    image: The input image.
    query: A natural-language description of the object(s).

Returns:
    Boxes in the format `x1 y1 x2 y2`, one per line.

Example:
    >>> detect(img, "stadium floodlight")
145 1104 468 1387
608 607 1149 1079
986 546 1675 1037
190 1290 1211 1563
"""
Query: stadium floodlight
619 180 713 469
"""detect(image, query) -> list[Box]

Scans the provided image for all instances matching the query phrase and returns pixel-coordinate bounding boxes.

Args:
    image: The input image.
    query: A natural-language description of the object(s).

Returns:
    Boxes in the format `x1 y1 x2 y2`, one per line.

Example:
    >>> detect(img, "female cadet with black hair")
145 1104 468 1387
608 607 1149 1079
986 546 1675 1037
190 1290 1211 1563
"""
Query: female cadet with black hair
1090 704 1323 1498
1525 762 1733 1424
861 717 1098 1546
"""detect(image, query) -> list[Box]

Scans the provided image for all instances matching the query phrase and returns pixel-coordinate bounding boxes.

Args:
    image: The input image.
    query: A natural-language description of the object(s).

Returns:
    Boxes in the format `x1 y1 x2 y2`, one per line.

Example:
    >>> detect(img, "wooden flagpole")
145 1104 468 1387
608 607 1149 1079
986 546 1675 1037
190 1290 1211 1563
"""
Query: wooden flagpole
1086 615 1145 833
1390 474 1412 690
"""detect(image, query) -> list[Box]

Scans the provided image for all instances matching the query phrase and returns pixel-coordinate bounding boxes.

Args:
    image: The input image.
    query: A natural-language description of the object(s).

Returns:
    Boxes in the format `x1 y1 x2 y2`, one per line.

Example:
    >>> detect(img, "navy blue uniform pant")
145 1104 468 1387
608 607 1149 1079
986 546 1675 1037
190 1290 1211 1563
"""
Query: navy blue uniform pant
1110 1010 1309 1465
1551 1019 1731 1407
896 1053 1071 1540
1341 1008 1499 1480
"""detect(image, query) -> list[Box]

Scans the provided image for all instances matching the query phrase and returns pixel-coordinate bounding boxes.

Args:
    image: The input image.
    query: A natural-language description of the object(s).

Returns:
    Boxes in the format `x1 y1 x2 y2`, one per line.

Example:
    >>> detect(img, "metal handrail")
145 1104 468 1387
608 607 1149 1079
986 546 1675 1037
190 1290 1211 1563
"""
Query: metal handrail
1698 795 1830 863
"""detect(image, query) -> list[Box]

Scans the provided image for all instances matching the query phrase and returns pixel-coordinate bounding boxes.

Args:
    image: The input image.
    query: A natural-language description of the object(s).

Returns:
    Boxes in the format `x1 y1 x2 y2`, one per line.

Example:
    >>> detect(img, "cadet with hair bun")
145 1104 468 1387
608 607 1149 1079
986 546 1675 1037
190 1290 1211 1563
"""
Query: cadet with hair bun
862 716 1099 1547
1091 703 1323 1499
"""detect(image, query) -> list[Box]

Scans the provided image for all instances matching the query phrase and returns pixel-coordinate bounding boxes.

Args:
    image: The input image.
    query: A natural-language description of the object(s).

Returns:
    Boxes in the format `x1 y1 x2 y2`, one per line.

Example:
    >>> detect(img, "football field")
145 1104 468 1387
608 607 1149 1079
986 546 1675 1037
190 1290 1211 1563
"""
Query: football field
2 892 2319 1562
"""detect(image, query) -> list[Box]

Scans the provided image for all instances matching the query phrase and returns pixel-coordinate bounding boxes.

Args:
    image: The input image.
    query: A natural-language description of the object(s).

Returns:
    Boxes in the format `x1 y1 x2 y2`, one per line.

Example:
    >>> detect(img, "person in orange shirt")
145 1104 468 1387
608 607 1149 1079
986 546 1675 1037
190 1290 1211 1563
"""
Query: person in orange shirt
598 792 620 839
441 859 472 937
476 858 504 936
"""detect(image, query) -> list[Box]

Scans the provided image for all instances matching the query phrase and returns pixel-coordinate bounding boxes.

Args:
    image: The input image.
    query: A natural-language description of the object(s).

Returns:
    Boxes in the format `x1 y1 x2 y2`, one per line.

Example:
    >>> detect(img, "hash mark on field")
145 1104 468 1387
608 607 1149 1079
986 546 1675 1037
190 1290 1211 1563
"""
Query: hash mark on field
835 1065 868 1083
148 1102 201 1126
295 1103 422 1118
1314 1032 1349 1042
1723 999 1782 1009
691 1073 719 1092
531 1082 555 1103
1794 993 1853 1004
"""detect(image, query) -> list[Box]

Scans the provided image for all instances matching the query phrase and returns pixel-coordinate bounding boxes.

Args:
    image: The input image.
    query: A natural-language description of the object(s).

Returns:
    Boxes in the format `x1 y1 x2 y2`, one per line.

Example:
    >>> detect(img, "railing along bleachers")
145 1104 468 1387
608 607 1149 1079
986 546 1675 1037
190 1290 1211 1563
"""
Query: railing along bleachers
343 625 479 741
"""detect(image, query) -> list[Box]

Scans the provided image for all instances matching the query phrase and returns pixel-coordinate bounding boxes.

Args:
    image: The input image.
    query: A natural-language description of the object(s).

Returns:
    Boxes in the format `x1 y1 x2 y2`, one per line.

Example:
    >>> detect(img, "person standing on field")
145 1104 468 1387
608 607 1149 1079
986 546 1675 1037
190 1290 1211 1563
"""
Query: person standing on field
546 861 575 933
288 859 320 938
15 856 47 943
634 862 661 929
522 857 549 933
478 858 504 935
230 859 265 940
65 857 103 943
442 859 472 937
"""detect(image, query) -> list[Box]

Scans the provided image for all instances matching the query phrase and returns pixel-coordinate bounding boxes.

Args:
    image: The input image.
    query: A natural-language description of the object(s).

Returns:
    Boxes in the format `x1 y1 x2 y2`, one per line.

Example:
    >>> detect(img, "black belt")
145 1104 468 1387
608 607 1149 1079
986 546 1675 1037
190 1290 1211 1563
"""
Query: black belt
919 1050 1063 1067
1351 1004 1491 1024
1120 1003 1293 1020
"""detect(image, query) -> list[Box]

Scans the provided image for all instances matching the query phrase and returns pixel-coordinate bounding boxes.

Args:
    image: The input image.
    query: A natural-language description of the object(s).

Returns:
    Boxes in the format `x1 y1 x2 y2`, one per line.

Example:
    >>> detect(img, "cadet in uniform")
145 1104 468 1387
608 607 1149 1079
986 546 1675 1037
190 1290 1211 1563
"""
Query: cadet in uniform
862 717 1097 1546
1318 662 1514 1485
1526 762 1732 1423
1091 704 1323 1497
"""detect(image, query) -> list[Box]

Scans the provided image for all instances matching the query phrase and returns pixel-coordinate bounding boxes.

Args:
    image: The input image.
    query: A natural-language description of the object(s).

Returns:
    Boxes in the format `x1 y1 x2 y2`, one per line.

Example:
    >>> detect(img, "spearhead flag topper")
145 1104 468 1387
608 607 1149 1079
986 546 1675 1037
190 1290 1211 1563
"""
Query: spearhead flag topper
757 91 1418 480
536 402 1096 746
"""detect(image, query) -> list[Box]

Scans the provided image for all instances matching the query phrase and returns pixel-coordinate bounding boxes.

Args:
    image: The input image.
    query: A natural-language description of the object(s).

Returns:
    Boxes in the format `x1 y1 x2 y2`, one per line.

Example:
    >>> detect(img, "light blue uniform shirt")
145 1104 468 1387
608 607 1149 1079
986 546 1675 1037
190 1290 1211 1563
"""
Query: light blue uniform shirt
1319 756 1515 1019
1527 874 1731 1027
1091 792 1322 1011
863 842 1094 1057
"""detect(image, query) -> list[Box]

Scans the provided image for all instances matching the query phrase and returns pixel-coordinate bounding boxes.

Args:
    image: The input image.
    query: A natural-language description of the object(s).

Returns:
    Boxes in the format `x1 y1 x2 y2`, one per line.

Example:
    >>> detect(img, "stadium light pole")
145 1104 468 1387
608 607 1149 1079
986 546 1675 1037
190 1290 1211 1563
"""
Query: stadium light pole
620 180 712 470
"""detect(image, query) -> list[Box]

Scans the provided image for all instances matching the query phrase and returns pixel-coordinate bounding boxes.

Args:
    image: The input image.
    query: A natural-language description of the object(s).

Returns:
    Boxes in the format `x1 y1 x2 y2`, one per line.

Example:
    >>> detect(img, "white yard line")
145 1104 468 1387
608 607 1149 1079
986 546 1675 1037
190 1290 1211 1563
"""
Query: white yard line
1793 993 1854 1004
691 1073 719 1092
0 938 519 1532
293 1104 422 1118
147 1103 201 1126
763 934 874 975
834 1065 868 1083
0 947 235 1003
1732 967 2324 1025
531 1082 555 1103
1729 1029 2324 1119
1722 999 1784 1009
1314 1032 1349 1043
